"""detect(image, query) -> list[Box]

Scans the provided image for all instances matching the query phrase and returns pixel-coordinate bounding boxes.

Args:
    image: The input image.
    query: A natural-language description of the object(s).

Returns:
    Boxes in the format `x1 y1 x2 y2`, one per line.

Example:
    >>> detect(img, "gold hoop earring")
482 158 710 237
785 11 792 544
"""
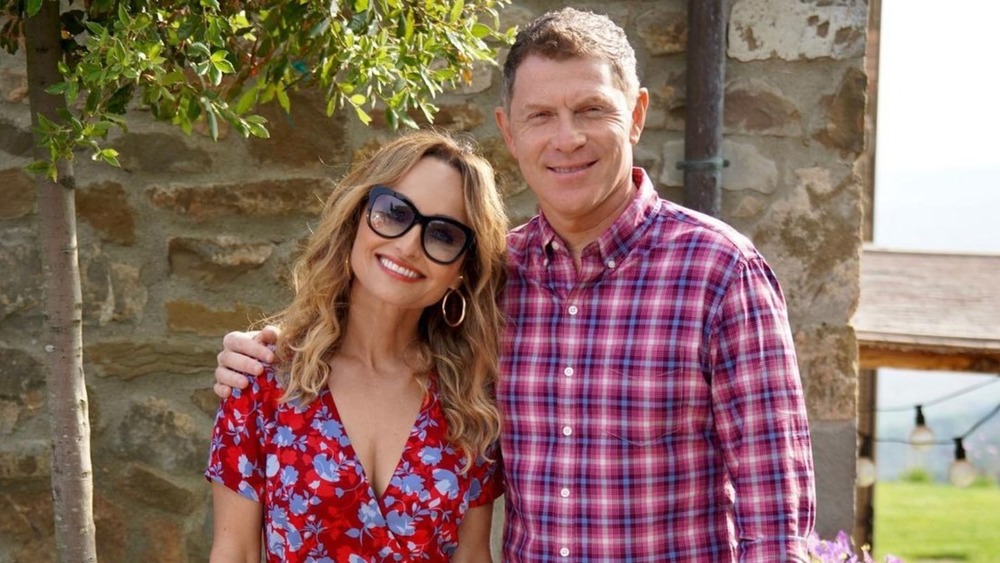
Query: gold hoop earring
441 287 467 328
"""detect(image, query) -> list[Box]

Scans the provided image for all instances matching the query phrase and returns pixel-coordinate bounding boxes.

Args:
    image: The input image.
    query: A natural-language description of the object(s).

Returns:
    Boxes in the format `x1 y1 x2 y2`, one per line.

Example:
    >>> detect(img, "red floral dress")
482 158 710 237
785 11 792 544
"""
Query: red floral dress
205 364 503 562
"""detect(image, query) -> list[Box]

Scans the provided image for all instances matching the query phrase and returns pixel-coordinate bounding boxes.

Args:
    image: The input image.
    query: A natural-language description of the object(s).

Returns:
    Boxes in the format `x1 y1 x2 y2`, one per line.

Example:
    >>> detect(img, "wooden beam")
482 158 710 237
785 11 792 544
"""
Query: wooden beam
859 344 1000 373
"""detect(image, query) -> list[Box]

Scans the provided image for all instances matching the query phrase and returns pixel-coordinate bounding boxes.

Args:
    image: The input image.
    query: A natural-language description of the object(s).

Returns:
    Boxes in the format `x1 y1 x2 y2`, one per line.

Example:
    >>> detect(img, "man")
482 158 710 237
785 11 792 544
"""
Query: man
214 8 815 561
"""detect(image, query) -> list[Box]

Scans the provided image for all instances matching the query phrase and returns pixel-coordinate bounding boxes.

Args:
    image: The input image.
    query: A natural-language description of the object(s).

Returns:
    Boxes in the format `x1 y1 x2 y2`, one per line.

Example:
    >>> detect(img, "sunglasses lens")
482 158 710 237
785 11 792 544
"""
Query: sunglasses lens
367 187 472 265
424 221 468 264
369 193 413 237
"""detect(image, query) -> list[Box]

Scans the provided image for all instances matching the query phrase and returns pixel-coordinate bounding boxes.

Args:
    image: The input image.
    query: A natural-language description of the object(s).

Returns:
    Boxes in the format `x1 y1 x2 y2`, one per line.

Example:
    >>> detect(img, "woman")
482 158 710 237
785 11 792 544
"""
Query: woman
206 130 508 562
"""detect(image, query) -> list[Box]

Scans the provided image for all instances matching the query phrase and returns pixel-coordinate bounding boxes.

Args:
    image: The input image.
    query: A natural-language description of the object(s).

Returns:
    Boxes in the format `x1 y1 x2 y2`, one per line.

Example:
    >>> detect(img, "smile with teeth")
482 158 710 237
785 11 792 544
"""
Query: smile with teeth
550 163 592 173
379 256 421 279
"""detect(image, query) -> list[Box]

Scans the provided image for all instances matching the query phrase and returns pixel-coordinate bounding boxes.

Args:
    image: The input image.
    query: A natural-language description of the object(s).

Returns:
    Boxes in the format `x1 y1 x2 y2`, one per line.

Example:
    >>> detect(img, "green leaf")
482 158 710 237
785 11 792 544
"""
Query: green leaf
213 58 236 74
94 148 121 167
25 160 52 176
471 23 491 39
276 88 291 113
45 83 69 95
206 106 219 140
353 105 372 125
235 88 259 115
26 0 43 17
449 0 464 24
247 121 270 138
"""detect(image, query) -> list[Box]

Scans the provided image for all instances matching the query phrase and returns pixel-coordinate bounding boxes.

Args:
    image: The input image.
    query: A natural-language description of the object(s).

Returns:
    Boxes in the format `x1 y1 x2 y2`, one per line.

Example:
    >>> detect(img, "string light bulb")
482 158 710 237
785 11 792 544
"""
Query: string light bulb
856 434 877 487
908 405 935 451
949 438 977 488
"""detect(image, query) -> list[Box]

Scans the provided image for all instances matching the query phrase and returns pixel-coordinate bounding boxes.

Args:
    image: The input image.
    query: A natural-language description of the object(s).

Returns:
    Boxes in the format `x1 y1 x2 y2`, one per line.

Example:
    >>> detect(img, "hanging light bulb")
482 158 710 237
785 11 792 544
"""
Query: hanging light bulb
908 405 935 451
856 434 877 487
949 438 977 487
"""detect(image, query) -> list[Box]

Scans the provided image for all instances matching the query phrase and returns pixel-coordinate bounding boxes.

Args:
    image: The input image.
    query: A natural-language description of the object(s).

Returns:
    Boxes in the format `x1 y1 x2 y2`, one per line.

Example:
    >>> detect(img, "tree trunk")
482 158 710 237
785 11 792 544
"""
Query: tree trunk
24 2 97 561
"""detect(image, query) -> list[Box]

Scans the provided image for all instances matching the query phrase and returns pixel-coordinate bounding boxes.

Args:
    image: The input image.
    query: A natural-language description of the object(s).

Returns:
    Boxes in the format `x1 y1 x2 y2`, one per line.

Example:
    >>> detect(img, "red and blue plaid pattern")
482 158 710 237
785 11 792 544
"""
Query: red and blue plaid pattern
497 169 815 562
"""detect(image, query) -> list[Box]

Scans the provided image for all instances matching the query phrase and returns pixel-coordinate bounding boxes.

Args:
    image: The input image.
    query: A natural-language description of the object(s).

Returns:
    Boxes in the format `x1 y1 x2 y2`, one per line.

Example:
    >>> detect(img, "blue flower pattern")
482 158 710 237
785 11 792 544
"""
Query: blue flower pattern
206 366 503 562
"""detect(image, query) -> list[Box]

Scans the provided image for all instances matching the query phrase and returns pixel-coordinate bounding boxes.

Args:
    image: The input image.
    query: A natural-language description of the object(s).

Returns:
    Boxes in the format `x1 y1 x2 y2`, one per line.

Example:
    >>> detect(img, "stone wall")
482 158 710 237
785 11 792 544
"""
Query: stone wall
0 1 868 559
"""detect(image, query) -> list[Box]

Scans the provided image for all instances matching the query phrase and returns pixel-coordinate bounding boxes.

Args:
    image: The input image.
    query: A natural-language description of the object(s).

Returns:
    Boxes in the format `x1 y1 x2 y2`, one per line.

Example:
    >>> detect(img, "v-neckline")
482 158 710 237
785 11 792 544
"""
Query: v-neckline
320 380 433 503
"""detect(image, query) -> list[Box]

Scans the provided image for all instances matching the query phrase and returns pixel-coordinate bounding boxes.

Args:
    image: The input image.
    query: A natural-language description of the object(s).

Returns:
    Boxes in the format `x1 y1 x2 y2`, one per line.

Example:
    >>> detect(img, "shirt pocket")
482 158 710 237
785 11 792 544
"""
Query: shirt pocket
600 367 709 447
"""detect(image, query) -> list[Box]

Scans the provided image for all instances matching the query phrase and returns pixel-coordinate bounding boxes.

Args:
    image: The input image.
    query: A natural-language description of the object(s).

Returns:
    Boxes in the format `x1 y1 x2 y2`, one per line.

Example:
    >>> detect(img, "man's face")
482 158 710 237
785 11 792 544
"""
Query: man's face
496 54 648 232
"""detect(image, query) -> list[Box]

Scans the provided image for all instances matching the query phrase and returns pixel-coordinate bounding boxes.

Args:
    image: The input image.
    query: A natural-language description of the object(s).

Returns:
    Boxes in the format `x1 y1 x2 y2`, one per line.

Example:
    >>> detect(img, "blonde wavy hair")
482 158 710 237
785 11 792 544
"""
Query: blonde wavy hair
270 130 507 467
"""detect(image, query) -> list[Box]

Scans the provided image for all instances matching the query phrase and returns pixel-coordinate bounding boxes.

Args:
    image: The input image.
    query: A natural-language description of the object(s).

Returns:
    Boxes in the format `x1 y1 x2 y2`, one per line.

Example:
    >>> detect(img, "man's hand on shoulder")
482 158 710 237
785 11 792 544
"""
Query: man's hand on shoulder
213 326 280 399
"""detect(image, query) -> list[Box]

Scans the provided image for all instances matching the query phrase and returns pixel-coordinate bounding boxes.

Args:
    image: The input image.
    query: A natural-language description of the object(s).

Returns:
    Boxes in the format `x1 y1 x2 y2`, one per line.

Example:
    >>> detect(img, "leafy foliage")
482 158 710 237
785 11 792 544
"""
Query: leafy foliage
2 0 514 179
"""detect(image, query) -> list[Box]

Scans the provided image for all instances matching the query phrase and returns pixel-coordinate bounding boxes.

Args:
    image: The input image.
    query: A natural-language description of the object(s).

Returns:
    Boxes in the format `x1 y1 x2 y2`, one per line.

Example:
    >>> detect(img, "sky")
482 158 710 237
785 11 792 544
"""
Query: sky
872 0 1000 471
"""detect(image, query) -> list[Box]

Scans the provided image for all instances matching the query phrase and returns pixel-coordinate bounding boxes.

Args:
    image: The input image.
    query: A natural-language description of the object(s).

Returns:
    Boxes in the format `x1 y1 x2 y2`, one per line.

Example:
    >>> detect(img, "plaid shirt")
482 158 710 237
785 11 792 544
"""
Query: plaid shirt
497 169 815 562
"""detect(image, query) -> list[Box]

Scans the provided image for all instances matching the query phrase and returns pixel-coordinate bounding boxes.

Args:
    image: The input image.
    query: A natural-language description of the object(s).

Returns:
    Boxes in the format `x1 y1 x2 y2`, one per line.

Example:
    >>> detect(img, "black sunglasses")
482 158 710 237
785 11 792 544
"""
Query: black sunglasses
366 185 475 265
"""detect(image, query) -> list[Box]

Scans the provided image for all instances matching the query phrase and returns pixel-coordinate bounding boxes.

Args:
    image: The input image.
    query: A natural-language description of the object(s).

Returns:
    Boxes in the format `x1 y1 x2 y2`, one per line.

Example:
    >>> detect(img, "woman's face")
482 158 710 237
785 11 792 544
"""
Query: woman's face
349 156 470 315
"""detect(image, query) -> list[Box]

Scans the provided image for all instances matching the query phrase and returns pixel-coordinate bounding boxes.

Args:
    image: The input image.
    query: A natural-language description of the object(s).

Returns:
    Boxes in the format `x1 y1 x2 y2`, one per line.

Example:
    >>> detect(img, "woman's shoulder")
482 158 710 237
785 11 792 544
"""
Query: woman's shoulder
231 362 283 406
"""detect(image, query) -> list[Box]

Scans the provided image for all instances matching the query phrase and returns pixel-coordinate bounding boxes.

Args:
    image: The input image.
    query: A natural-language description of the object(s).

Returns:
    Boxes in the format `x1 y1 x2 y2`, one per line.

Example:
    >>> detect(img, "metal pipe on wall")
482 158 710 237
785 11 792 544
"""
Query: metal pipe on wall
680 0 729 218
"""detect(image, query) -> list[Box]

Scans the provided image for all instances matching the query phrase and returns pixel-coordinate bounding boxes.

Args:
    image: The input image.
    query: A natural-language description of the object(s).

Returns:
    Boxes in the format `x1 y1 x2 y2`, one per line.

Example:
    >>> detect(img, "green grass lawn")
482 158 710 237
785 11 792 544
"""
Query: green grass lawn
874 481 1000 562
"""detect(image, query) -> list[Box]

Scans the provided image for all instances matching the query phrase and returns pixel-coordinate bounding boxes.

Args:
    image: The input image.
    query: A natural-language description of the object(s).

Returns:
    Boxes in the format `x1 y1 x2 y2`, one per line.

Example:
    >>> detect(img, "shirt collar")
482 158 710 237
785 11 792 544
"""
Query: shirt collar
535 167 660 266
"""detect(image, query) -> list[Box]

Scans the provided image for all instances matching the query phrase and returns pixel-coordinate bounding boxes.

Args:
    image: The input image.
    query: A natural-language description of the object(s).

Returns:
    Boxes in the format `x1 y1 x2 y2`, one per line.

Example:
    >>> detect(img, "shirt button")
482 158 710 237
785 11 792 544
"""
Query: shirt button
560 487 570 498
563 367 574 377
606 259 616 268
559 547 570 557
568 305 578 315
562 426 573 436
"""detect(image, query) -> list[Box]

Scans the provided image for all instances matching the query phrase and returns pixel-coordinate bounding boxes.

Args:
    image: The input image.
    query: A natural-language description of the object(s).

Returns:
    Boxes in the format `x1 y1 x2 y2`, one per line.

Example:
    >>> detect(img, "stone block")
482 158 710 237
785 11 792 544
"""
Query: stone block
148 176 335 220
247 89 347 167
0 439 50 480
498 4 537 30
650 70 686 131
0 168 34 219
0 117 33 157
0 347 45 434
0 66 28 103
85 340 216 381
724 78 803 137
191 388 222 418
795 326 859 422
121 463 202 515
0 488 55 563
81 249 148 326
76 181 137 245
448 60 495 95
478 137 526 200
636 9 687 56
751 172 861 324
168 236 274 284
165 300 267 337
729 193 767 219
111 132 213 175
93 492 127 563
729 0 866 61
428 102 485 132
722 141 780 194
660 139 778 195
815 67 867 157
0 227 42 321
119 397 205 474
136 516 186 563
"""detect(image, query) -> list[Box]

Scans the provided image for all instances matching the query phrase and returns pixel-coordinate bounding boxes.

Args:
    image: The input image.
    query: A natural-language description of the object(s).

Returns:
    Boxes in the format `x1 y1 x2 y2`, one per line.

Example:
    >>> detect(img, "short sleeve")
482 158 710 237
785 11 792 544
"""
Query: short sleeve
467 440 504 508
204 372 270 503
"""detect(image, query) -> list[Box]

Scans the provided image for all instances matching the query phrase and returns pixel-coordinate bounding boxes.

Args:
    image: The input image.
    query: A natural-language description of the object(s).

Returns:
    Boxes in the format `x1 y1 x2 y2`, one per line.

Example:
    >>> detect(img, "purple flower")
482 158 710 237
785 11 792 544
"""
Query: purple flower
807 530 904 562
